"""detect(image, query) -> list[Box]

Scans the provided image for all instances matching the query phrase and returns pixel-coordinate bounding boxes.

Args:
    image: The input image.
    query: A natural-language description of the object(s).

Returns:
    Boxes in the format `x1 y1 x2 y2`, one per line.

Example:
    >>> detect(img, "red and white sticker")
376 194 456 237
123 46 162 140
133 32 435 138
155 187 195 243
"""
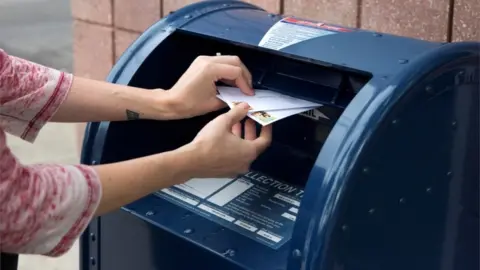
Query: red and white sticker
282 17 353 33
259 17 352 50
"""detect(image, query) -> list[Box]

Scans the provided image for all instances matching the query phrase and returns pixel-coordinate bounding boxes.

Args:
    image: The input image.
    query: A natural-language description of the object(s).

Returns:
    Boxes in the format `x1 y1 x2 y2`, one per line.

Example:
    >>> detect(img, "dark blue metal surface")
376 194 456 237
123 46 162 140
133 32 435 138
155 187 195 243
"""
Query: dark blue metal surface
287 42 480 270
80 1 480 270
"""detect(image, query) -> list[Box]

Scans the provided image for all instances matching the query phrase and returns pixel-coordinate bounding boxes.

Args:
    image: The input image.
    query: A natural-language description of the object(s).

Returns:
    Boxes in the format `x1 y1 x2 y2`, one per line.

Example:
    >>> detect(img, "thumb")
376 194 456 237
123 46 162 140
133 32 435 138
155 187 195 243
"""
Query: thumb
224 102 250 126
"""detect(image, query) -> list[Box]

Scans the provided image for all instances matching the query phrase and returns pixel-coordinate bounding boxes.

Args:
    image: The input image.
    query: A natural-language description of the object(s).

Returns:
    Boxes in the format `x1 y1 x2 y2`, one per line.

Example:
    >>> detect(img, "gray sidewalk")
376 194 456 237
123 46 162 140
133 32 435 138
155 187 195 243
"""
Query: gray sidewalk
1 0 81 269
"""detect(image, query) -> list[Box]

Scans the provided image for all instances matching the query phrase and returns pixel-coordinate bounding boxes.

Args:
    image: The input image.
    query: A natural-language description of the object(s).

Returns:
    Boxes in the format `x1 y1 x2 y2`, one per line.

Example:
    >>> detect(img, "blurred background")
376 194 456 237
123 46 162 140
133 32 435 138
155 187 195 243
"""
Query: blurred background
1 0 478 269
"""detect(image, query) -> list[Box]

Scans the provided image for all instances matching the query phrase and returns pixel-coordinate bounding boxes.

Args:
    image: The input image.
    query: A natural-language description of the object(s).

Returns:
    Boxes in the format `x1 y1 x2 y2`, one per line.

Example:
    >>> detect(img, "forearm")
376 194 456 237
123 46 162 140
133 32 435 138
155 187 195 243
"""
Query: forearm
93 145 198 215
0 129 199 256
0 131 102 256
51 77 178 122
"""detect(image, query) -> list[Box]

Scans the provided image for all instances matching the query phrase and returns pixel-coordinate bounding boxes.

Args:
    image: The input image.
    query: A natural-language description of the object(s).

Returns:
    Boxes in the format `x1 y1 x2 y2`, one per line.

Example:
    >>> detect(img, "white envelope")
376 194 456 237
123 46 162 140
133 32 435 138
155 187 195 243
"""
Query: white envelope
247 107 318 126
217 94 320 126
217 86 321 112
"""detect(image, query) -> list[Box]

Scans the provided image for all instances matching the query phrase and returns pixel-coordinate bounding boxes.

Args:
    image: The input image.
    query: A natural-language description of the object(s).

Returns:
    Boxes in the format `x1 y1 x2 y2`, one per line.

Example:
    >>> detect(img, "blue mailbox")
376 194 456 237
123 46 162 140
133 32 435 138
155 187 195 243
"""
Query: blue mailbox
80 1 479 270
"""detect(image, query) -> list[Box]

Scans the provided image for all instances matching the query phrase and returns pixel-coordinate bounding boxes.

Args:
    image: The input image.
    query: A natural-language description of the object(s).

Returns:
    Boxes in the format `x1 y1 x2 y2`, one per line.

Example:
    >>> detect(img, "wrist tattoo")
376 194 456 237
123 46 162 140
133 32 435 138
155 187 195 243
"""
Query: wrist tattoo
126 109 140 120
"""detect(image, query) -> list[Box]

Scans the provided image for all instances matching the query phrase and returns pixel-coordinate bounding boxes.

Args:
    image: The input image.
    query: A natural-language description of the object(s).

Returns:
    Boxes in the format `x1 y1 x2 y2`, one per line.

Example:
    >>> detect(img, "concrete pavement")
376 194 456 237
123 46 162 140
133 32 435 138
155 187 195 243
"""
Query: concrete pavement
1 0 81 269
0 0 73 70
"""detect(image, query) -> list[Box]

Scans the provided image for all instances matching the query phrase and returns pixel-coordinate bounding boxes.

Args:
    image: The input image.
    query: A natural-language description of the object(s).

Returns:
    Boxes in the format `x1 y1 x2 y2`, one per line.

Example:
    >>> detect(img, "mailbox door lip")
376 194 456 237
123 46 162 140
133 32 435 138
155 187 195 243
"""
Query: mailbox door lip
179 5 442 77
287 41 480 270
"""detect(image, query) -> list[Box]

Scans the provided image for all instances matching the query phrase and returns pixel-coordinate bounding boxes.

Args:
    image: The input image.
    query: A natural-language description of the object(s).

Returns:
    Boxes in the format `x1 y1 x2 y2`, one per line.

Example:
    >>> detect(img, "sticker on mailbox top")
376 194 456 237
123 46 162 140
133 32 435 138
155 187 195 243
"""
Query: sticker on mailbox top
259 16 351 51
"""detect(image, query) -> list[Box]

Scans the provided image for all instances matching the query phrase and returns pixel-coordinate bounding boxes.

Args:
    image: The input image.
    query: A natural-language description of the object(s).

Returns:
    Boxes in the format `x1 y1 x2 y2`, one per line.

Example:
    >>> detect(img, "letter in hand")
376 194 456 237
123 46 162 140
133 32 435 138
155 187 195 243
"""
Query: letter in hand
189 103 272 178
167 55 254 119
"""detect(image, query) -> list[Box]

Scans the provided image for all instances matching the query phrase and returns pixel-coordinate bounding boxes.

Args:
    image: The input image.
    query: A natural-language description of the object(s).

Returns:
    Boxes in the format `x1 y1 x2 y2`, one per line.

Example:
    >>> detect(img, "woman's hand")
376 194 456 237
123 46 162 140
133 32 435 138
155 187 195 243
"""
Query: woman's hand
184 103 272 178
49 54 253 123
93 102 272 216
166 55 254 119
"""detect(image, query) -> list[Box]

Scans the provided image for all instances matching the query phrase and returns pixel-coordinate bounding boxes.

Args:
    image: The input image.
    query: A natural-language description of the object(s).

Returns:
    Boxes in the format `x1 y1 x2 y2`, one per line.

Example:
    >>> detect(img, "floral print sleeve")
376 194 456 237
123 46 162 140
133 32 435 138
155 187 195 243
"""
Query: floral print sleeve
0 49 102 257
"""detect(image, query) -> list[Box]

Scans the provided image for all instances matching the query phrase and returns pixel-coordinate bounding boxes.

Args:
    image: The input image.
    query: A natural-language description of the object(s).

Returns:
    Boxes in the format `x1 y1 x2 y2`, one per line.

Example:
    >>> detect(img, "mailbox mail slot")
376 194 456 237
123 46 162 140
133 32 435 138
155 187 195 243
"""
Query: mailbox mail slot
80 1 479 270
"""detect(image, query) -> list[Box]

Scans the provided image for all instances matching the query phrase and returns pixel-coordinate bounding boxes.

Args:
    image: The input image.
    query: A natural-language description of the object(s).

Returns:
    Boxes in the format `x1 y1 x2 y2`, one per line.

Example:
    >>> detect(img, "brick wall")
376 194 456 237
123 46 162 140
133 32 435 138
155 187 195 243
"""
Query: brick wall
70 0 479 151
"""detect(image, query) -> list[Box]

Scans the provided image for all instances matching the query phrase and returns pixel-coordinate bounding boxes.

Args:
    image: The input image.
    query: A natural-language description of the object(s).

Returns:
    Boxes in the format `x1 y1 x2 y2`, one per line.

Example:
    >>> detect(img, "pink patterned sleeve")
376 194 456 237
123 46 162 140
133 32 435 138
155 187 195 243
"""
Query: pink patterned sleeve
0 49 102 256
0 49 71 142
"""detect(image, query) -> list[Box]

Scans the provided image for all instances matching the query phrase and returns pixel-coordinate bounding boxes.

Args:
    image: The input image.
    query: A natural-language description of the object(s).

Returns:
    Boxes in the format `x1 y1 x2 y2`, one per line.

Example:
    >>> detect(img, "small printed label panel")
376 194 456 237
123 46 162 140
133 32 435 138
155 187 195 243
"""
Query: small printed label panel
155 171 303 249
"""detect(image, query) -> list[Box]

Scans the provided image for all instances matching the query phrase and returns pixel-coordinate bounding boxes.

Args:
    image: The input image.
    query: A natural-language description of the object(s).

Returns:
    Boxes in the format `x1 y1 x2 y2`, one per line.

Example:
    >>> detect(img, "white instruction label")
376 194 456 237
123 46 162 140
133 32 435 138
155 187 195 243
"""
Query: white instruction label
176 178 233 199
300 108 330 121
155 170 304 250
259 17 344 50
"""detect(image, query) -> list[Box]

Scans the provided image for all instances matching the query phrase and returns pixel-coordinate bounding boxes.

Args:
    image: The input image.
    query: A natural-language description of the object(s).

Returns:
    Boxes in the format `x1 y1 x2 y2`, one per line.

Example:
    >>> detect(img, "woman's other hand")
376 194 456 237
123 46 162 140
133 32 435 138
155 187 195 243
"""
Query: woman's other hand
165 55 254 119
183 103 272 178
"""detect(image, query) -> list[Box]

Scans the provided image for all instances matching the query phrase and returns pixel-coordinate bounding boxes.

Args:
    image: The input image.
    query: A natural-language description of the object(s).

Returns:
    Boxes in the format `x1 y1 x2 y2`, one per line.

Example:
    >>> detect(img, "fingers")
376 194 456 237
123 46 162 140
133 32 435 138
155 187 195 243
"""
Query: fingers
210 63 253 96
234 118 272 155
231 119 255 141
203 55 254 95
244 119 257 141
211 55 252 87
219 79 237 89
223 102 250 126
232 122 242 137
252 124 272 154
222 103 272 157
